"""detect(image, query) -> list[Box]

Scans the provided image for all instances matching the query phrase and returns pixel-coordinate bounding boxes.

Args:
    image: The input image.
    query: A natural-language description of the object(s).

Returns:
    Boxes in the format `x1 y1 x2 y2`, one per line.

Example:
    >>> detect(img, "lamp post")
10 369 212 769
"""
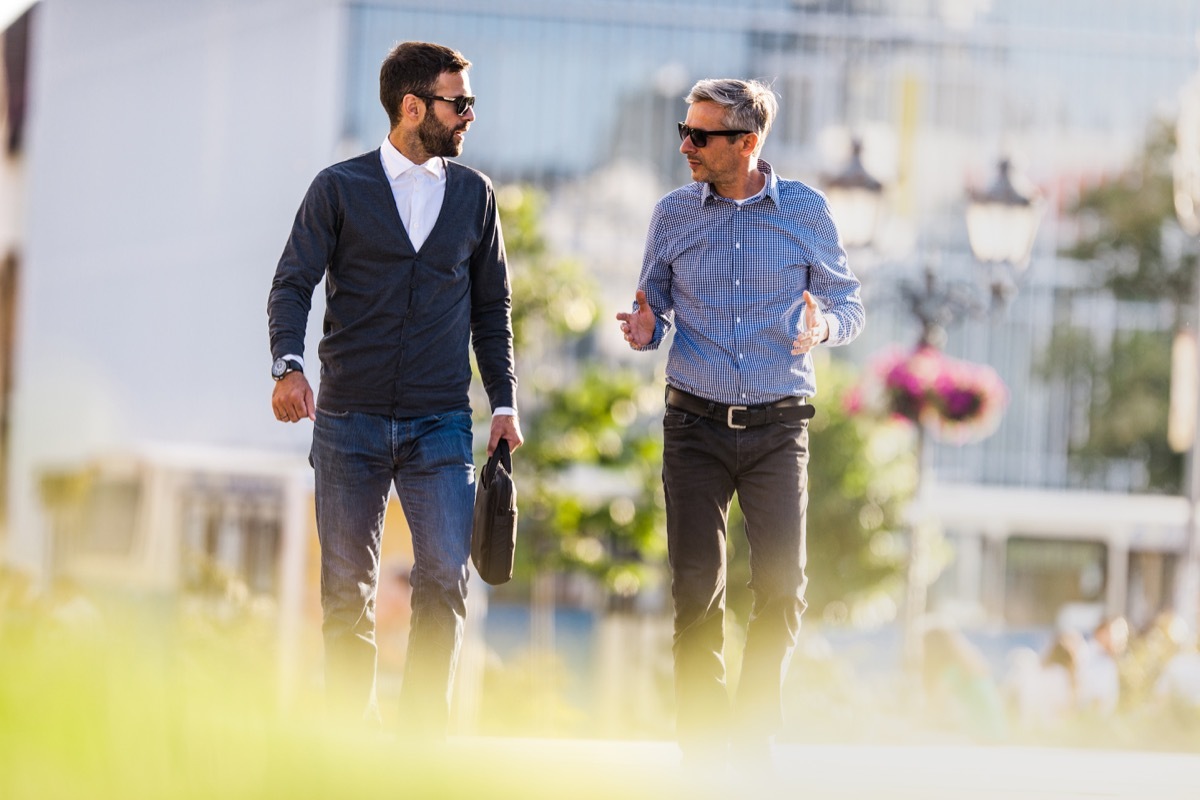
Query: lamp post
892 157 1041 678
822 139 1042 673
824 139 1038 680
894 260 989 681
966 158 1044 305
823 138 884 251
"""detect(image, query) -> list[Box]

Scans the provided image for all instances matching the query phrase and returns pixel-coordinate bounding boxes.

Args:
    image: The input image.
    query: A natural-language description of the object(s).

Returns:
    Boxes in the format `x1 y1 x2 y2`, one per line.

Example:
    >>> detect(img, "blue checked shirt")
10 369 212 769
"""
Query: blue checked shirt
635 160 864 405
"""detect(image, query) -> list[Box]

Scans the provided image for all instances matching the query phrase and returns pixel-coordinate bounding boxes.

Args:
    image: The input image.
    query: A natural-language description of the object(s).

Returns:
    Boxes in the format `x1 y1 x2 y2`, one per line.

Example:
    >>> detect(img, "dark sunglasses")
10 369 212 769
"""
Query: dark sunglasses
677 122 753 148
418 94 476 116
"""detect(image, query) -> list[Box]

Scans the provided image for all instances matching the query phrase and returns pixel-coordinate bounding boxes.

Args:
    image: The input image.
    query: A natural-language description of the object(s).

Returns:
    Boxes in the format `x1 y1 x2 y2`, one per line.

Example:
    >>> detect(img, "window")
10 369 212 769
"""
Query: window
1004 537 1107 626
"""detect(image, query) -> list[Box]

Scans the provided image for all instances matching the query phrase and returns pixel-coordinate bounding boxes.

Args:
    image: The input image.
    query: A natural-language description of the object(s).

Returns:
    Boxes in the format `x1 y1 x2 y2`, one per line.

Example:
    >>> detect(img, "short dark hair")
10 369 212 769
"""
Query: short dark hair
379 41 471 128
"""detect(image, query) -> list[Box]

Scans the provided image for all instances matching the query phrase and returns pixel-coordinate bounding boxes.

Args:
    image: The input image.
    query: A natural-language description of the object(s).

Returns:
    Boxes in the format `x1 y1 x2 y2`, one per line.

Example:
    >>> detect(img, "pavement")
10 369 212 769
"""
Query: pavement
450 737 1200 799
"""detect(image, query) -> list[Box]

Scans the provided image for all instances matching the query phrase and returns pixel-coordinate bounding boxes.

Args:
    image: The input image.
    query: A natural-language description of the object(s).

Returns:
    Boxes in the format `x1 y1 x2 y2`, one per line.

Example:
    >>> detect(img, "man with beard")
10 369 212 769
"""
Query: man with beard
616 78 863 766
268 41 521 735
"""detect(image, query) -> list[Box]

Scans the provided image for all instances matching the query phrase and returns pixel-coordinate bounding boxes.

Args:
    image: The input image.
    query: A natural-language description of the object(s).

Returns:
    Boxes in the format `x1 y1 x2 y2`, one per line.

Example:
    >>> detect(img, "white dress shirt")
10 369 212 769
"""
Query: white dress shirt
381 137 445 251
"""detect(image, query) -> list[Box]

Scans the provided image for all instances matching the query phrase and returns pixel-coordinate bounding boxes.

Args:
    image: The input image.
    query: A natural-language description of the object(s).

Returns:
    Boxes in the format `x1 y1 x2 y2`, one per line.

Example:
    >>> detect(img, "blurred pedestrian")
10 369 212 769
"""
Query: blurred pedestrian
922 625 1007 742
1041 630 1084 725
1001 632 1084 734
1123 611 1190 711
616 78 864 764
1154 634 1200 726
267 41 521 734
1077 615 1128 717
1127 612 1200 728
1001 645 1044 728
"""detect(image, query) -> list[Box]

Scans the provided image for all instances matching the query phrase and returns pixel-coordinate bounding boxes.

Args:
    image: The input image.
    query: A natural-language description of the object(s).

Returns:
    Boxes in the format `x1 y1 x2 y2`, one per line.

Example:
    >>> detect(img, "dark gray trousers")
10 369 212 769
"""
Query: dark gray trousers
662 403 810 753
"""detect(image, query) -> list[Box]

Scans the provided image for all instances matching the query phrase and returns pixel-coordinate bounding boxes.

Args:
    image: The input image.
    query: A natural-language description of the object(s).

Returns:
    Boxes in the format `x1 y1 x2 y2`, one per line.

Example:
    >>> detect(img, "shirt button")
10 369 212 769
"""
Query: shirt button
738 353 744 359
736 317 741 323
735 243 741 249
735 280 741 286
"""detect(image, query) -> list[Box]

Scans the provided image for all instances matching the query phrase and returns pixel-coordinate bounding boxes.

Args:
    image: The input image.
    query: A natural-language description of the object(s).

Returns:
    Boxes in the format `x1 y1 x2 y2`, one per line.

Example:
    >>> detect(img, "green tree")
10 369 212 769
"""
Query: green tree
1043 119 1196 492
1065 120 1194 303
805 360 914 618
485 186 666 604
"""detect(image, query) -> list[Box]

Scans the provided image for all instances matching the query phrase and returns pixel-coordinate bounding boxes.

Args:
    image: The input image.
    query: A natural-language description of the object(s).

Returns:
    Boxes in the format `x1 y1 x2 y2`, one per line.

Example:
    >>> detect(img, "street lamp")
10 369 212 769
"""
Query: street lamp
966 158 1043 302
824 142 1037 681
893 158 1039 682
823 138 884 251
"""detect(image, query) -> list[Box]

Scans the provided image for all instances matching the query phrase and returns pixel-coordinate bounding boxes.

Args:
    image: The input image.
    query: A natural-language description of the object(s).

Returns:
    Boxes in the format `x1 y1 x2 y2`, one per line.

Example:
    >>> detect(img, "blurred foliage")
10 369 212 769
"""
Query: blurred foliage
805 360 916 619
1043 118 1194 493
2 570 1196 800
1043 327 1176 490
476 648 590 736
1063 119 1196 303
488 186 666 602
514 369 667 596
725 357 914 629
0 584 689 799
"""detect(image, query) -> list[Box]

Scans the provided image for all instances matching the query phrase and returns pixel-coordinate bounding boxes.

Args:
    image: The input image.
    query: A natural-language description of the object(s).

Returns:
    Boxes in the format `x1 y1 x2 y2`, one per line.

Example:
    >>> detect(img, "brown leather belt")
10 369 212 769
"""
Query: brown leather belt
665 386 815 430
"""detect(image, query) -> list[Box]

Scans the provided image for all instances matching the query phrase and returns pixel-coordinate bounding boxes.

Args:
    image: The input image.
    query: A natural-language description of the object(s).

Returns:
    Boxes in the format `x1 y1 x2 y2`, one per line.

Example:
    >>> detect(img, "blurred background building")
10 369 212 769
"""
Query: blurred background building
2 0 1200 726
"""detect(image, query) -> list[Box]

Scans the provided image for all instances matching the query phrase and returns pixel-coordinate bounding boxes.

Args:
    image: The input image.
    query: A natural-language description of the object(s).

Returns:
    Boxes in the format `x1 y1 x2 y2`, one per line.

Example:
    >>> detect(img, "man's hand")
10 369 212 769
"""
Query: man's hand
791 291 830 355
615 289 656 349
272 372 316 422
489 413 524 456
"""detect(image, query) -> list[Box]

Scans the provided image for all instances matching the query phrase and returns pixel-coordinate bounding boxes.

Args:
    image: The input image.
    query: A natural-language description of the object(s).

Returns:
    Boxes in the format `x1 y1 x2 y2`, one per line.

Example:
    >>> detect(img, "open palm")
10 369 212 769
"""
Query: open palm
616 289 656 349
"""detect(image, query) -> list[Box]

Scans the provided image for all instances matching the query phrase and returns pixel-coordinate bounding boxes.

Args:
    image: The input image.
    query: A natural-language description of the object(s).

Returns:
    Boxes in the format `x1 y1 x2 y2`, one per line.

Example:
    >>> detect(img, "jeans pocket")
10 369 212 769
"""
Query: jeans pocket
664 407 703 430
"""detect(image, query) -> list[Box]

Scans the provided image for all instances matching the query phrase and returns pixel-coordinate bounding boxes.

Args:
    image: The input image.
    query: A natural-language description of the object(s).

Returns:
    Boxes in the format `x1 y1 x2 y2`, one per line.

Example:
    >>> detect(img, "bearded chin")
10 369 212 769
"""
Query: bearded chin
418 118 462 157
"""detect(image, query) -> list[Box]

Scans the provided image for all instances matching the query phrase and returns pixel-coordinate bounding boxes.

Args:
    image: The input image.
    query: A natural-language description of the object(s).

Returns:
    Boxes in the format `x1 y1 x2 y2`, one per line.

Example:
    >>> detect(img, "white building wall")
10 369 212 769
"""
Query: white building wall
7 0 343 575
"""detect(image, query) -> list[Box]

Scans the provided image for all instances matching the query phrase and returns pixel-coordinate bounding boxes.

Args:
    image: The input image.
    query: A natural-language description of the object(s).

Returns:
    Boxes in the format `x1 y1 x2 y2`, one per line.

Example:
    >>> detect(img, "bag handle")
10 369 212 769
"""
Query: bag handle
489 438 512 476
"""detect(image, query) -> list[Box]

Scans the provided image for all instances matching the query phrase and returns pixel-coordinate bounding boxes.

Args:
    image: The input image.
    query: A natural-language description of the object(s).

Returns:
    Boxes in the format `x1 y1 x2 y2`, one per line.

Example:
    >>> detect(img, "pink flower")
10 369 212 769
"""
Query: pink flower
851 345 1009 444
843 385 864 415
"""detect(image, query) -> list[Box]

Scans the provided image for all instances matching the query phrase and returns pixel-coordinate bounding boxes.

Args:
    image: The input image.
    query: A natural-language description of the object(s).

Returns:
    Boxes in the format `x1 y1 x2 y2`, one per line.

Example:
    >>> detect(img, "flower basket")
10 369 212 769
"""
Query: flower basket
848 345 1009 444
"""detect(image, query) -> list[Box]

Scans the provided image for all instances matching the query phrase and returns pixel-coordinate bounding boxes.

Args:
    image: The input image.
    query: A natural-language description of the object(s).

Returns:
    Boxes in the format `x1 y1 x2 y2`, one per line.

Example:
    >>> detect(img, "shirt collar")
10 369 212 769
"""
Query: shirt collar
380 137 445 181
700 159 779 207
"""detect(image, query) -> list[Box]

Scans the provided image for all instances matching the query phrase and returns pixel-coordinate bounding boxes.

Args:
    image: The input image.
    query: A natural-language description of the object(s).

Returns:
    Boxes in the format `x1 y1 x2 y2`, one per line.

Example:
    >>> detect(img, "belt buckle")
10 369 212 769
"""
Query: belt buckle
726 405 748 430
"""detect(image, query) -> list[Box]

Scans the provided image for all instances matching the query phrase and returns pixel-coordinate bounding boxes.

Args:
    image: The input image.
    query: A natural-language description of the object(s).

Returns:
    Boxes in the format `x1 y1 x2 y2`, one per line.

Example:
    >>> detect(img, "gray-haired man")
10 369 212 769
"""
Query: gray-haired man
617 78 863 763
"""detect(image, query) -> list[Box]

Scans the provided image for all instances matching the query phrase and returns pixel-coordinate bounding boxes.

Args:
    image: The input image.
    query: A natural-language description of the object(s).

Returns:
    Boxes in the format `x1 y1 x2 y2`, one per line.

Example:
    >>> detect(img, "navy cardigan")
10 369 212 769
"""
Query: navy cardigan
268 149 516 417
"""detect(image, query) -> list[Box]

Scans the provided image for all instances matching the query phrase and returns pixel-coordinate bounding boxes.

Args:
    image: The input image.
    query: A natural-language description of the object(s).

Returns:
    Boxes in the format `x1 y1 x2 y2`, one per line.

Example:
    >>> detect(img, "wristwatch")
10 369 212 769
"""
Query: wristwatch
271 356 303 381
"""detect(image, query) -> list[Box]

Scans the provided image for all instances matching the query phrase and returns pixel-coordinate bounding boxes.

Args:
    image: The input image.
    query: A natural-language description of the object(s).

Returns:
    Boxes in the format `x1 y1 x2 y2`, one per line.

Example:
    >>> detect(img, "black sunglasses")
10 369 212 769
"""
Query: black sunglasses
418 94 476 116
677 122 753 148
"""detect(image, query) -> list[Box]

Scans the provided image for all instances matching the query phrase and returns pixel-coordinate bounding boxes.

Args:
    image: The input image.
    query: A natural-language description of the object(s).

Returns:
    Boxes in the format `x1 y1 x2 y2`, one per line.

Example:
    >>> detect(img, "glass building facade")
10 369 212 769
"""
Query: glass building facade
338 0 1200 492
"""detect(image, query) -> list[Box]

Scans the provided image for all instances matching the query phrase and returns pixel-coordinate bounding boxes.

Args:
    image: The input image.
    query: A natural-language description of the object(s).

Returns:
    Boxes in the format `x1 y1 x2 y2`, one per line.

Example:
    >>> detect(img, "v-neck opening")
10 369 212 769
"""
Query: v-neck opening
375 150 455 256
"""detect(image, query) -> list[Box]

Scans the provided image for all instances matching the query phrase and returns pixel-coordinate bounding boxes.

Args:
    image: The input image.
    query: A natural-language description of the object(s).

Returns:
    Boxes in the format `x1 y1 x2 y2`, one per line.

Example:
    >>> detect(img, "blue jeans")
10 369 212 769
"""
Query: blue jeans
662 402 810 753
310 408 475 732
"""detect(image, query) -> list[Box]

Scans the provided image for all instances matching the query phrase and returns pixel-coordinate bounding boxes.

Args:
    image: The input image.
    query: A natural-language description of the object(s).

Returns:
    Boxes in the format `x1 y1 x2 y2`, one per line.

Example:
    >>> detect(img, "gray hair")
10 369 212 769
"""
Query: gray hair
686 78 778 154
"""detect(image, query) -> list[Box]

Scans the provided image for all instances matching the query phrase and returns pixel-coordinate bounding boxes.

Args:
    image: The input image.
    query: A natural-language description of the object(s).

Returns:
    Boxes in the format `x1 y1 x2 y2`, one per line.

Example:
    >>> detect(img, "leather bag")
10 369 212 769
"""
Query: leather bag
471 438 517 585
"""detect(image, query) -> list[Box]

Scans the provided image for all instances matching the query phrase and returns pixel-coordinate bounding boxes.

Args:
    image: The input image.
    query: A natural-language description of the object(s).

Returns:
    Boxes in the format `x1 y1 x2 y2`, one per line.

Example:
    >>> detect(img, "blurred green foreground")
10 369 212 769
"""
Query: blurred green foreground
0 604 691 800
3 575 1198 800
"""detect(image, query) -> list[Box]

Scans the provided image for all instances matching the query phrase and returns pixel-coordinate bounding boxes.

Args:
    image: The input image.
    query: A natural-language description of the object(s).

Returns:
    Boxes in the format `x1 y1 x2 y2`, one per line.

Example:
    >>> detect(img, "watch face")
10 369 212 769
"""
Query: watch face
272 358 288 378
